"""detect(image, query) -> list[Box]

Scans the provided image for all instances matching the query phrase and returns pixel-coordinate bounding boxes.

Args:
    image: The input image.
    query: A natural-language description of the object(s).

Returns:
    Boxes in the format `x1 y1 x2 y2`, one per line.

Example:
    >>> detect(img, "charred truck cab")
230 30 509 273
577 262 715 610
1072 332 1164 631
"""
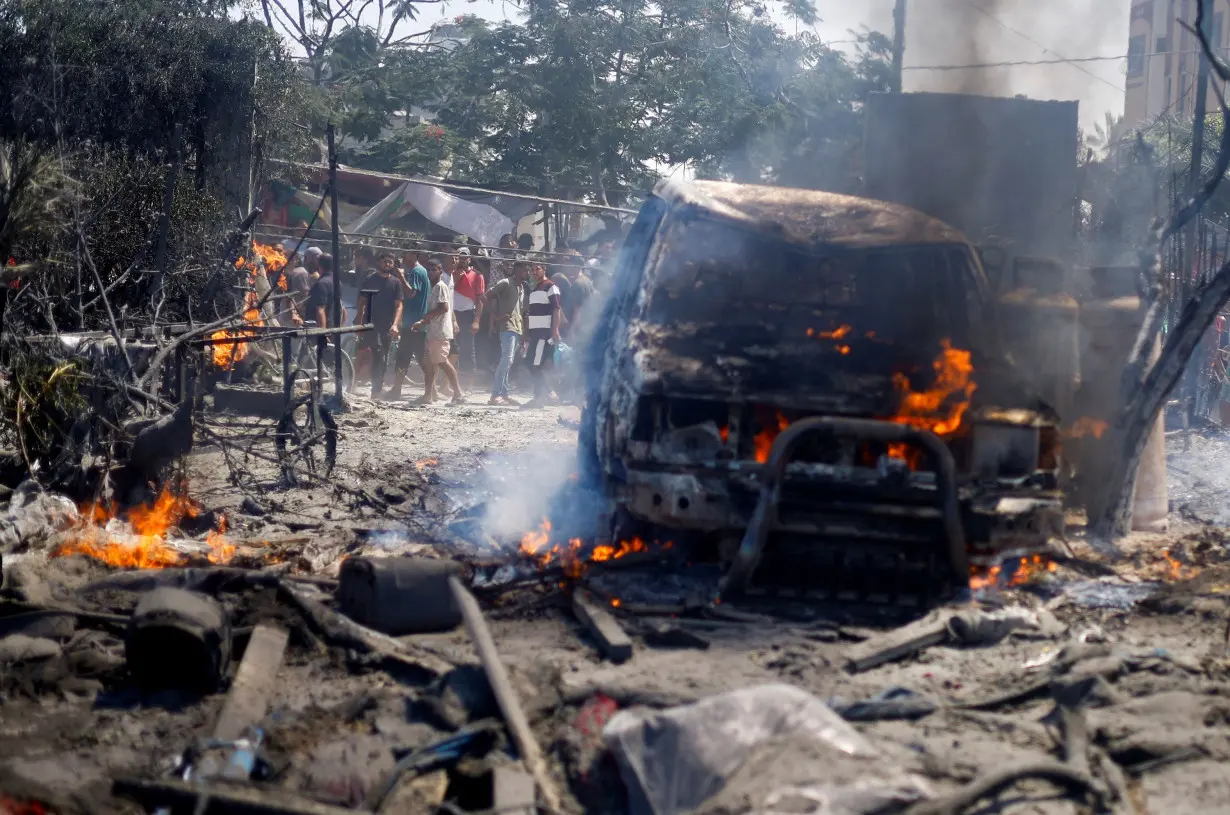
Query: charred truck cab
579 180 1063 603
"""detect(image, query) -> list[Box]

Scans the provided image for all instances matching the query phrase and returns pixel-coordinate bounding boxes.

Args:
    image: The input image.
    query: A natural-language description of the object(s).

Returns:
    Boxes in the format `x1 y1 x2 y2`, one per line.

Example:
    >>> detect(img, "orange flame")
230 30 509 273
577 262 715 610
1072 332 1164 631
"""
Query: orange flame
1065 418 1109 439
415 458 439 472
753 412 791 464
56 484 234 568
889 340 976 437
237 242 290 276
519 518 669 578
1160 548 1197 581
208 306 265 369
806 325 852 354
969 554 1056 590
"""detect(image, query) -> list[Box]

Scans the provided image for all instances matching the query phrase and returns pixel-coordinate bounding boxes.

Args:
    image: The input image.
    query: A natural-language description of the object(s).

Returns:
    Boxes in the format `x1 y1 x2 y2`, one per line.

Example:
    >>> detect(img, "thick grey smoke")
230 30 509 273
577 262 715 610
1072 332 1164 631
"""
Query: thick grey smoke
901 0 1128 129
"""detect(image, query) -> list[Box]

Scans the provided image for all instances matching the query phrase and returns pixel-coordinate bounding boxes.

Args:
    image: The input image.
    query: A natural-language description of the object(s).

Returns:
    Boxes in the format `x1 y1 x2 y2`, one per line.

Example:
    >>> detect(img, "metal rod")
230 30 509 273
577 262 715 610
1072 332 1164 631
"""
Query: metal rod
891 0 906 94
194 324 373 345
328 123 344 405
282 334 293 414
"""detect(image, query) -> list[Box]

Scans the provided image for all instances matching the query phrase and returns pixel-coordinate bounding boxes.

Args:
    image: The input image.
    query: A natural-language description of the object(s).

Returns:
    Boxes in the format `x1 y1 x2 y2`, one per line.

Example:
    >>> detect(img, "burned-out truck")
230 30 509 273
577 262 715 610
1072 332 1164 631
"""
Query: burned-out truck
579 180 1062 603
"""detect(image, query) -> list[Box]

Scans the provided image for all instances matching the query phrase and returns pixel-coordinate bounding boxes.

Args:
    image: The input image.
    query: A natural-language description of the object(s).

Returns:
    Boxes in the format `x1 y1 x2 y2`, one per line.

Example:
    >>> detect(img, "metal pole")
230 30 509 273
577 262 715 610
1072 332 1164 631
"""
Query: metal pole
328 123 344 405
891 0 907 94
153 123 184 300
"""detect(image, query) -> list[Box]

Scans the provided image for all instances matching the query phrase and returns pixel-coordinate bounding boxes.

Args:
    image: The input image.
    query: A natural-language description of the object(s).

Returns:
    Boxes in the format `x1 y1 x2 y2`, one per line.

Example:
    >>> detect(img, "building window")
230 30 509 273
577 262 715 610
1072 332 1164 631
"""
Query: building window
1156 36 1168 53
1128 34 1147 76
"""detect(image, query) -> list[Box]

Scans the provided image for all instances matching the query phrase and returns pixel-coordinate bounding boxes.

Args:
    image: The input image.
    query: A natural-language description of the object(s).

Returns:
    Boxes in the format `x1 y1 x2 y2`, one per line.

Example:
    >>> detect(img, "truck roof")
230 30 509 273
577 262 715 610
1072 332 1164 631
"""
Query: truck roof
653 178 971 250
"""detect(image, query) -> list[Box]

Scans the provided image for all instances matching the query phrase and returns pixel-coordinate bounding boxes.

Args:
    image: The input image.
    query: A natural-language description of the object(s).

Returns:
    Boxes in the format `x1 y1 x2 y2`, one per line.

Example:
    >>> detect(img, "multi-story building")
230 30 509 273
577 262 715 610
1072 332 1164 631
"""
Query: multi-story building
1125 0 1230 128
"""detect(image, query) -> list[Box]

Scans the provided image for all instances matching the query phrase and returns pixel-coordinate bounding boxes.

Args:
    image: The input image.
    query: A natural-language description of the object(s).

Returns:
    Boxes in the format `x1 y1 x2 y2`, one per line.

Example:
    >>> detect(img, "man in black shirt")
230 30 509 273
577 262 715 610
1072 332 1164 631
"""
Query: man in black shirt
356 253 404 400
305 253 339 328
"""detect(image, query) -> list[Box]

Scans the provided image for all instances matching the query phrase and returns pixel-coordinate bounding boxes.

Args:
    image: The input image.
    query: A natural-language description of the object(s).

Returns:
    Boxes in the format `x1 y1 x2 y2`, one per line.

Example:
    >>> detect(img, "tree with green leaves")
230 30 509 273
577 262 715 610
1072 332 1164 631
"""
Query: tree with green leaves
0 0 309 329
296 0 891 202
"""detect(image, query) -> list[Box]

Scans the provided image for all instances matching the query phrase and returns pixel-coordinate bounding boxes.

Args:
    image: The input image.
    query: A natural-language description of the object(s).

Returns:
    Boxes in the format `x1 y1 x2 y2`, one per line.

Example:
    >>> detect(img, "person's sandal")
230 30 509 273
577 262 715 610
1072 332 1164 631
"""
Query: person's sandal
451 393 467 405
488 396 501 406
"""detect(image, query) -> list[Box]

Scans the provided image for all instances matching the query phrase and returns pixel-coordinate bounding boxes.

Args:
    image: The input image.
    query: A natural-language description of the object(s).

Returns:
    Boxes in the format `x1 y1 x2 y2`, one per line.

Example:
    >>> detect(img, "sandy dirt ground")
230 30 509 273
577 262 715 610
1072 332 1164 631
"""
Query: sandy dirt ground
1 387 1229 815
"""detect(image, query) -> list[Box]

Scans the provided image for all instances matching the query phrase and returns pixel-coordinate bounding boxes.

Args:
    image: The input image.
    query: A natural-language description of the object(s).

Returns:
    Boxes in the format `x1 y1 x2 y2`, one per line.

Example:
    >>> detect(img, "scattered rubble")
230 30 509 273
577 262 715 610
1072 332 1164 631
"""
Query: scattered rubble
0 403 1227 815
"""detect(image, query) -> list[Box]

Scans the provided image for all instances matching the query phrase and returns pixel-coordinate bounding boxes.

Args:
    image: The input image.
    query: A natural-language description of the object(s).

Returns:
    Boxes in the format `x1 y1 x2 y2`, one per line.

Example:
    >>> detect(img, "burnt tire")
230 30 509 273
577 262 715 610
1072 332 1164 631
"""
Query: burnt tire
577 400 602 485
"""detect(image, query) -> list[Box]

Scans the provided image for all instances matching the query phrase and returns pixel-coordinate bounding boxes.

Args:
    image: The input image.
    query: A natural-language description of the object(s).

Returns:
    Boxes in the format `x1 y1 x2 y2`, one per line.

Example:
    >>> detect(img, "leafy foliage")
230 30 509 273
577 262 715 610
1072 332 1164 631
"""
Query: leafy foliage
296 0 891 201
0 0 310 331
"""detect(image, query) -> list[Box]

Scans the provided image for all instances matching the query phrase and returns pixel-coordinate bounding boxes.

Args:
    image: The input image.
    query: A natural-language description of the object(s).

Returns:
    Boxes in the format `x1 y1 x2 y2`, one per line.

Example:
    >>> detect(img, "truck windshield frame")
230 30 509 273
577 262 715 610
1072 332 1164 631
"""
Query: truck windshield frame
642 215 982 347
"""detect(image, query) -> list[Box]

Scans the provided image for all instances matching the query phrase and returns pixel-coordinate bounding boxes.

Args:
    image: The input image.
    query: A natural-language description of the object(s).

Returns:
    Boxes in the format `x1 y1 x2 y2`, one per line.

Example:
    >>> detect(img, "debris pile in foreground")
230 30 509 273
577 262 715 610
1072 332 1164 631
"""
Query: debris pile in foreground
0 469 1228 815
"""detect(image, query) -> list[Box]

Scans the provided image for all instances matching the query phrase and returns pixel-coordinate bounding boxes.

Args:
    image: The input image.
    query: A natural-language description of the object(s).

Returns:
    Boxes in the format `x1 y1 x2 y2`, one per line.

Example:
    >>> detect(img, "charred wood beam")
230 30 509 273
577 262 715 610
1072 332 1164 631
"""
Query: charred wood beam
112 778 359 815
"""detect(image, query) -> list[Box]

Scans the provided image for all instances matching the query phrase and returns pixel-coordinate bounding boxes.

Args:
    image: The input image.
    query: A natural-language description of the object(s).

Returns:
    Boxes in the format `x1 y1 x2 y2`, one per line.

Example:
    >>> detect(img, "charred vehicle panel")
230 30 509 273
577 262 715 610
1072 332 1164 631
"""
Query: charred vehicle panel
580 180 1062 602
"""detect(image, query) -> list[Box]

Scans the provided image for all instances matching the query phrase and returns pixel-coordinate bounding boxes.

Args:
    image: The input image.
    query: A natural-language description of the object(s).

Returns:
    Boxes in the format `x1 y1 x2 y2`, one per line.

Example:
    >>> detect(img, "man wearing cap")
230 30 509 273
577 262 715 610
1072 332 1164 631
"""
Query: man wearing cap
304 245 323 280
451 247 485 390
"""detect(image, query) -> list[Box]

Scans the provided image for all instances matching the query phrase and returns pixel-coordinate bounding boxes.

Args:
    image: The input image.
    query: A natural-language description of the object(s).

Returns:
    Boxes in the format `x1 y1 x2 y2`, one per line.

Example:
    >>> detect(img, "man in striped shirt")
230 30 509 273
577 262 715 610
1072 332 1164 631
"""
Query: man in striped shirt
520 261 562 409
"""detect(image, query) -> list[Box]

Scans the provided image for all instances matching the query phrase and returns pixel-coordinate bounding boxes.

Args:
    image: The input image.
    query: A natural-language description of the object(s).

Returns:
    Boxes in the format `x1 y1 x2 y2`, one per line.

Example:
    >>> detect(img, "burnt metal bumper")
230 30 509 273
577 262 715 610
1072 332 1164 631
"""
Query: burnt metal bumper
717 417 967 600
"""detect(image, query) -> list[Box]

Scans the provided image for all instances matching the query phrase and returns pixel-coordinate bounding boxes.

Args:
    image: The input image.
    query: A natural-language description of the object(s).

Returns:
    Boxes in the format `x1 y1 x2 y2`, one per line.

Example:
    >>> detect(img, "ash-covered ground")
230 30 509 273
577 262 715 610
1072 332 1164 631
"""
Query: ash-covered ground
1 389 1229 815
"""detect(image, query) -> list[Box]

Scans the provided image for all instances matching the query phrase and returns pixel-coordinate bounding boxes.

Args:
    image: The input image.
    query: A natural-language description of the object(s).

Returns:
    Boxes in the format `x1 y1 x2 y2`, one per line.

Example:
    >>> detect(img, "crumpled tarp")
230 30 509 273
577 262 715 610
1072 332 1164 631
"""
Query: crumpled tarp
602 683 932 815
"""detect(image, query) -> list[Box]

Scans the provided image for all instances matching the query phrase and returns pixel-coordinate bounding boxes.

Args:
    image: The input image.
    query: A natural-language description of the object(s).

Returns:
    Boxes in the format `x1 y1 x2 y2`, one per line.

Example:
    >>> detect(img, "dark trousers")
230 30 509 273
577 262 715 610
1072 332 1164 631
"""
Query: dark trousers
527 335 555 401
368 329 394 393
455 311 477 374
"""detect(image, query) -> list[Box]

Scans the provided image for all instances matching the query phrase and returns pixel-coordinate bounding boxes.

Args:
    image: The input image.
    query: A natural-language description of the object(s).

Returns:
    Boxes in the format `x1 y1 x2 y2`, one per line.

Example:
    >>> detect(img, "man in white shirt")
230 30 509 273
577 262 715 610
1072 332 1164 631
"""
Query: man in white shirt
410 258 465 405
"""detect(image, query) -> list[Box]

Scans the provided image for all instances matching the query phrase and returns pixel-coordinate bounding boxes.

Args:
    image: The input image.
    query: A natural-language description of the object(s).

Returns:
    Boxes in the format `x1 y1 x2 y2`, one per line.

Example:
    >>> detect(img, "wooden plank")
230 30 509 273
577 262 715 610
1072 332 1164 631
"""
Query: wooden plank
213 624 289 741
492 765 536 815
572 590 633 663
843 614 949 674
113 777 357 815
449 577 562 815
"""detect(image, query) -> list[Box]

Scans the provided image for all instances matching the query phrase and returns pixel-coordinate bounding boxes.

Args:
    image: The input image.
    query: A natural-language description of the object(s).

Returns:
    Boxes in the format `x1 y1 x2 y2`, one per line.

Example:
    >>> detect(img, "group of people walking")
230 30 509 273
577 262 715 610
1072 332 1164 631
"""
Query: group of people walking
343 234 613 409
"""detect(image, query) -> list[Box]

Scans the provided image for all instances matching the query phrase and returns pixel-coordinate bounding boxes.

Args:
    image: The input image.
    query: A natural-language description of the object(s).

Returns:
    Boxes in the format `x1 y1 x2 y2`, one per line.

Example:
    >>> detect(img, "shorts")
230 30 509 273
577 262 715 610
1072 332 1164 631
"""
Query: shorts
395 330 425 369
426 338 451 364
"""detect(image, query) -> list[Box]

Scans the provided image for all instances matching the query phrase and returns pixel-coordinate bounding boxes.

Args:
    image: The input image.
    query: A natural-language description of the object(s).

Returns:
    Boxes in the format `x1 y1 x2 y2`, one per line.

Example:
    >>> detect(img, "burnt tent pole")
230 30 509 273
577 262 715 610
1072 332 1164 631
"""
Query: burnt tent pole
891 0 906 94
153 123 184 302
328 123 343 406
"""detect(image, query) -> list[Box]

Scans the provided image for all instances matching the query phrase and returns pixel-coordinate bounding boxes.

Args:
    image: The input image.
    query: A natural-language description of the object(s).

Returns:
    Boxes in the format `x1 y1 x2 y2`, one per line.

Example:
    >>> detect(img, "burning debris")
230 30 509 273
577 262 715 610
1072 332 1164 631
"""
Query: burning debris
517 517 670 581
968 554 1059 591
55 483 236 568
206 241 289 370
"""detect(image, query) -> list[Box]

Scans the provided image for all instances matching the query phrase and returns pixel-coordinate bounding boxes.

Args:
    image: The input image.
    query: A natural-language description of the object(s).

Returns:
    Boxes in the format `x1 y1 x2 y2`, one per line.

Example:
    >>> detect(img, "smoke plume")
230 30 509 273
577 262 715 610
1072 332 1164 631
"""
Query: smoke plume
901 0 1128 129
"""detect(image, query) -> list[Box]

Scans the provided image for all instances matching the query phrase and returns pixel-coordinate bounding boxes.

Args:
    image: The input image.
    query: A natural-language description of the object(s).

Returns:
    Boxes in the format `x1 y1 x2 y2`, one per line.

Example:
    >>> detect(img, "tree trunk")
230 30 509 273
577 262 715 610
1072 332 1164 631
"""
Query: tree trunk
1088 260 1230 537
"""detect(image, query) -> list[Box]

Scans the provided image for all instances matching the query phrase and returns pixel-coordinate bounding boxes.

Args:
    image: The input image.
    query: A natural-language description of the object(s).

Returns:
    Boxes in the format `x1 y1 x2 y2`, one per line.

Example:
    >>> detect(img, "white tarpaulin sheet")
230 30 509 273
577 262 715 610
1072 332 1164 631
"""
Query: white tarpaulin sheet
344 181 515 246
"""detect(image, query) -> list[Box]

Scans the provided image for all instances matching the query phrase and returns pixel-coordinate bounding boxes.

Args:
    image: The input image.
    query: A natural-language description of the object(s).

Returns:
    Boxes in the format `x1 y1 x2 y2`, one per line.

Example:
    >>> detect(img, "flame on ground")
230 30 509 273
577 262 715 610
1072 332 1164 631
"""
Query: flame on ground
55 484 235 568
1065 418 1109 439
415 458 440 472
969 554 1057 590
519 518 669 579
1160 548 1198 581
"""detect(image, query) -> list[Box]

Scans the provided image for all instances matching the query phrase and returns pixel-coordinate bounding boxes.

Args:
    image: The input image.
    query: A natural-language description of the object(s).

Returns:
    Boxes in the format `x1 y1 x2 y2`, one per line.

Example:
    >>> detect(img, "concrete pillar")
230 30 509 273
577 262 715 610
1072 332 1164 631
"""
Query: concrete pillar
1132 336 1169 532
